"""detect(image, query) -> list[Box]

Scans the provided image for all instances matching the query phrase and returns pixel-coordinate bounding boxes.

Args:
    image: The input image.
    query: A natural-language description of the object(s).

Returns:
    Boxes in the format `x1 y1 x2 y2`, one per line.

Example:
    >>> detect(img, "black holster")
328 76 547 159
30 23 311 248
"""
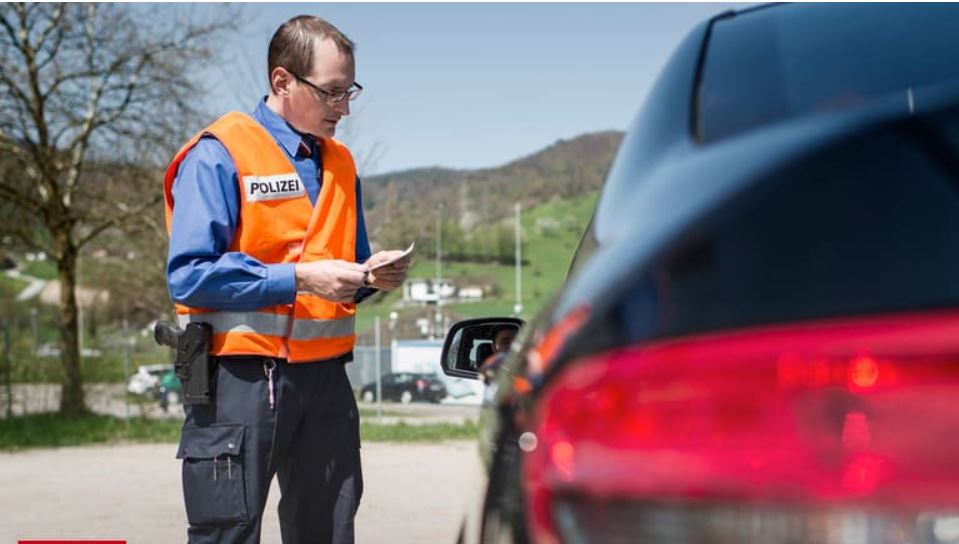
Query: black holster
154 321 213 405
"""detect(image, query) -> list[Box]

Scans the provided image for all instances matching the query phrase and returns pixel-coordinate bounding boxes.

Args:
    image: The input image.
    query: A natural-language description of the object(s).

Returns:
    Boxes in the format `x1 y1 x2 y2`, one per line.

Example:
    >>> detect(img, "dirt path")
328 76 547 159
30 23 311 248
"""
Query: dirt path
0 441 479 543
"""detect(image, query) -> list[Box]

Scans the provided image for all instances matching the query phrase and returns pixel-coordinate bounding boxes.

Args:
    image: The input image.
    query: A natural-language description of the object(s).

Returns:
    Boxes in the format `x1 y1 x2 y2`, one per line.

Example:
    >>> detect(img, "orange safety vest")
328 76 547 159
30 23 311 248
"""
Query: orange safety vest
163 112 358 363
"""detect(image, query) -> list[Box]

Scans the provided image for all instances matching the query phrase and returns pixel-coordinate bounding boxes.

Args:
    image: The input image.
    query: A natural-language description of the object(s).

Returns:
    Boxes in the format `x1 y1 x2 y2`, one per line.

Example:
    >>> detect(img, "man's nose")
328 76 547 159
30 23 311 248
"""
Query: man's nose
335 99 350 116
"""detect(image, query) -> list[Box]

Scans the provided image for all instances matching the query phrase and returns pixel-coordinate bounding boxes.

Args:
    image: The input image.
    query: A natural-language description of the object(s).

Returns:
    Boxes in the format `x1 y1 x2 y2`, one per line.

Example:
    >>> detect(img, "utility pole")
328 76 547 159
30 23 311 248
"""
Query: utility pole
435 203 444 338
436 203 443 290
122 318 131 427
29 308 38 354
3 320 11 419
374 316 382 420
514 202 523 317
77 254 83 356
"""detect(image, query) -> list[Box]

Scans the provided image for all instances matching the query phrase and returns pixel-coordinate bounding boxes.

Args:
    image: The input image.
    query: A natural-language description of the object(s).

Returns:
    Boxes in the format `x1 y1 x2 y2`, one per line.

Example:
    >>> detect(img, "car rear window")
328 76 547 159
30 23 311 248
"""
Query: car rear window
658 117 959 338
698 4 959 143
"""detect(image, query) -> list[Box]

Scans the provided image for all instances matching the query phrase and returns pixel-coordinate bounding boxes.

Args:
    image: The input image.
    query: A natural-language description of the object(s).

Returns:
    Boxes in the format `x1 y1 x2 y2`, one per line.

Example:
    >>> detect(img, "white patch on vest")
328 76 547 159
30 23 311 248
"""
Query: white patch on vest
242 173 306 202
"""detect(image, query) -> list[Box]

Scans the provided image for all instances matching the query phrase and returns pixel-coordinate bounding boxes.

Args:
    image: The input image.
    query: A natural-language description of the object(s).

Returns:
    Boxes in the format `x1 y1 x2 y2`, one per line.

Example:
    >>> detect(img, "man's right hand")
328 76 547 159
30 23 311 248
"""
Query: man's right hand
294 260 368 302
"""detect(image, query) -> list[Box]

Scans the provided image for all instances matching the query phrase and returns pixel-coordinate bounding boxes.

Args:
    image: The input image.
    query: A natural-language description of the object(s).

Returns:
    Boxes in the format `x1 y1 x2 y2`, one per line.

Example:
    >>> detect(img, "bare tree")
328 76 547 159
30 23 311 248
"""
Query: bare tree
0 3 237 415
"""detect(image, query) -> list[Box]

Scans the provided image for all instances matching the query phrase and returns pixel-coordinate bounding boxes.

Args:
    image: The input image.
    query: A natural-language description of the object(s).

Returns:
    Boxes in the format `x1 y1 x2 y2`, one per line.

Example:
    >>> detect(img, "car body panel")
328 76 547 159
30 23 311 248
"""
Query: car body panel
448 4 959 542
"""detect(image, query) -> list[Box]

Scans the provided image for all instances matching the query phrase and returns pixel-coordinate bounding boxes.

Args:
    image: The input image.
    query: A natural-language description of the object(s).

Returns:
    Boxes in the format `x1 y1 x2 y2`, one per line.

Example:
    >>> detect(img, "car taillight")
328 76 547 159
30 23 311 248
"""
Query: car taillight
523 310 959 543
416 379 426 391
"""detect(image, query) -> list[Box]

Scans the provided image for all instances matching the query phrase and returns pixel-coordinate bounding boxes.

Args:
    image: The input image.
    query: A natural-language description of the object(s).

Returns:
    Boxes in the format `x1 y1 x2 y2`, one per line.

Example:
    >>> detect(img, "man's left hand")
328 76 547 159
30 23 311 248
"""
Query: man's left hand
364 250 411 291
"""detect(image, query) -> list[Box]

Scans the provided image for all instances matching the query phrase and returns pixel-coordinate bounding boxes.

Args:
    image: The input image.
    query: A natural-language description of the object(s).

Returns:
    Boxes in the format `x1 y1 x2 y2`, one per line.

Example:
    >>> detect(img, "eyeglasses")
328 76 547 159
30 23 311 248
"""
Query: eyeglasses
292 73 363 104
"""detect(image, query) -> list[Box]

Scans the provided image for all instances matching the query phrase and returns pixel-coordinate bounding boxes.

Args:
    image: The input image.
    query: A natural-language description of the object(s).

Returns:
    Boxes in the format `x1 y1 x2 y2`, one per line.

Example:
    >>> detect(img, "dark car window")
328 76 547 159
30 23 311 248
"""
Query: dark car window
699 4 959 143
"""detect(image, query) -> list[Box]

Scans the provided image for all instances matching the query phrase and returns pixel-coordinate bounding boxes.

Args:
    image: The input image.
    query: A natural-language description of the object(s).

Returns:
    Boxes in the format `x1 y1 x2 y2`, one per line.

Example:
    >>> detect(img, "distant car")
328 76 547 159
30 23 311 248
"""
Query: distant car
126 364 174 395
359 372 447 404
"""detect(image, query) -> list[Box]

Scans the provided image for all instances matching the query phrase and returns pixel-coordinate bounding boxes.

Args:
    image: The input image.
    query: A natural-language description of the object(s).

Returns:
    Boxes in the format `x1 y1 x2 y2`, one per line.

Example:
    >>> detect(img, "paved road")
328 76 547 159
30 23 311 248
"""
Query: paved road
0 441 479 543
3 268 47 301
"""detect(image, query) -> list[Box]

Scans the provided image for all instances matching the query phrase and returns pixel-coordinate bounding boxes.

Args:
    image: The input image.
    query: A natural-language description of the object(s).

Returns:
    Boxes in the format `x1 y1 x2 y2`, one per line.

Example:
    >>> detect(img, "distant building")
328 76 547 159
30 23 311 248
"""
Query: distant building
403 278 457 303
457 286 484 300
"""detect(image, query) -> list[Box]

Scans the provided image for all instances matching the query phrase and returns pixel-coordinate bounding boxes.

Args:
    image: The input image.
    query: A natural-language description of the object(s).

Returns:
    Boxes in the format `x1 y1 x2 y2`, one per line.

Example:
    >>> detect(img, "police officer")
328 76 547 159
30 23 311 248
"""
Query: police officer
164 15 410 544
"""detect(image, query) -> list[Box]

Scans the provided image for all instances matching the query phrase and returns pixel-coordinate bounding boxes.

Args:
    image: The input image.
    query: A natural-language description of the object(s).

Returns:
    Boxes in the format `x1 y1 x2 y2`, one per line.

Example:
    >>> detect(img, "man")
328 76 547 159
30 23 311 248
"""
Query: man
163 15 409 544
492 325 518 354
479 325 518 385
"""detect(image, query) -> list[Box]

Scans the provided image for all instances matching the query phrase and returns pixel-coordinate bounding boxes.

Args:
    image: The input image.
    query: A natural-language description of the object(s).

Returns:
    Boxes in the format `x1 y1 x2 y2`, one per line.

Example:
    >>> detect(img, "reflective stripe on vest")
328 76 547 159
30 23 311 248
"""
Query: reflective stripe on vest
177 312 356 341
177 312 290 337
290 316 356 340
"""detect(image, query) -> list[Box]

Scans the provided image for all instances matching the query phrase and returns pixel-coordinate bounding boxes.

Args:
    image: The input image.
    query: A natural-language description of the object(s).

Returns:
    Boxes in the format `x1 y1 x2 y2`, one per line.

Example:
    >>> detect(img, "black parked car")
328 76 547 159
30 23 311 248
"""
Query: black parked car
359 372 447 404
441 4 959 543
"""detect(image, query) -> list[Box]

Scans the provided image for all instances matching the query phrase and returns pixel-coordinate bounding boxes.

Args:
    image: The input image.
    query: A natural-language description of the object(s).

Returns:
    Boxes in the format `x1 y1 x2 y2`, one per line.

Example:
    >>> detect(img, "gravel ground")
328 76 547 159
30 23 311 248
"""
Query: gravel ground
0 440 479 543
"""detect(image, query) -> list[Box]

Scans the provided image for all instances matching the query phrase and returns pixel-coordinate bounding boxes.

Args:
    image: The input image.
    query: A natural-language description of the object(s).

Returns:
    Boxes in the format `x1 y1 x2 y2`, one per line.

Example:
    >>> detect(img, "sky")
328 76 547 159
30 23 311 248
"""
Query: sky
195 3 746 176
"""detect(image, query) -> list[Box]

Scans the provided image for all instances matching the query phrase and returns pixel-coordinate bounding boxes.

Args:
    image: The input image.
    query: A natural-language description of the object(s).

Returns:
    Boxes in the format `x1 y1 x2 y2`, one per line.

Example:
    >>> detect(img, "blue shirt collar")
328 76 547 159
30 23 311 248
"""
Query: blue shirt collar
251 98 314 157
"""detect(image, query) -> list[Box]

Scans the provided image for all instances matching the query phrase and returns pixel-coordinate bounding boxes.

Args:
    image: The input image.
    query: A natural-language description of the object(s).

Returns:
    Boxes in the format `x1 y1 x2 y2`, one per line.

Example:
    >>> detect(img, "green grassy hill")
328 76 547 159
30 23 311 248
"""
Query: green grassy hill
362 131 621 256
355 190 598 336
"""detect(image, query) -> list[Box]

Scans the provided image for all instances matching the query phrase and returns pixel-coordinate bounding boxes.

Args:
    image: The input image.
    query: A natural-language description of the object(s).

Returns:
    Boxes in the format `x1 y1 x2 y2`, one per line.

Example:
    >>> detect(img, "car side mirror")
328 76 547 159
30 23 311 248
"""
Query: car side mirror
441 317 524 380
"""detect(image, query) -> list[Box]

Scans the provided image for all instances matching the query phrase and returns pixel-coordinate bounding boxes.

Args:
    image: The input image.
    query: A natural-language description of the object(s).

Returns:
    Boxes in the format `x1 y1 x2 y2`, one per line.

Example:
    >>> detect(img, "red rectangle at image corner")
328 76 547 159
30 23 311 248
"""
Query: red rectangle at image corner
19 541 126 544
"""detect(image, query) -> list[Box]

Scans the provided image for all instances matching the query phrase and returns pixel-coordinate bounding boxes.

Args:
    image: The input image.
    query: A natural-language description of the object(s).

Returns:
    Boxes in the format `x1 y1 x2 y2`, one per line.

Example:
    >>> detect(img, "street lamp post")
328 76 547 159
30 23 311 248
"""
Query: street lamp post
436 203 443 291
374 316 382 419
435 203 444 338
514 202 522 316
388 311 398 376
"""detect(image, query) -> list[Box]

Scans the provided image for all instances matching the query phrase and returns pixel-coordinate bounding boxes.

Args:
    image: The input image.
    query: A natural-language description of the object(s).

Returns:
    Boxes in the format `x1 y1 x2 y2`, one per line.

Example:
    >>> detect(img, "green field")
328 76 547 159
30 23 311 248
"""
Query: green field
0 273 29 294
21 258 58 280
356 191 597 332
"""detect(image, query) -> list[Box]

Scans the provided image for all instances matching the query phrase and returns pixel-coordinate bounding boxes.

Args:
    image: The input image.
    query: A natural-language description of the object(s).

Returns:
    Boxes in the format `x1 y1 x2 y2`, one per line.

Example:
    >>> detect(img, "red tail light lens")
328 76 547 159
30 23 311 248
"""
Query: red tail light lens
523 311 959 543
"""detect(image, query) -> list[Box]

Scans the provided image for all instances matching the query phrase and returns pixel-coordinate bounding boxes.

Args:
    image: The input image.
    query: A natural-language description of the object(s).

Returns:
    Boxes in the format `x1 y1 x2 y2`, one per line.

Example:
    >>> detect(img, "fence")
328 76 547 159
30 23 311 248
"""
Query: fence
347 346 393 390
0 335 400 417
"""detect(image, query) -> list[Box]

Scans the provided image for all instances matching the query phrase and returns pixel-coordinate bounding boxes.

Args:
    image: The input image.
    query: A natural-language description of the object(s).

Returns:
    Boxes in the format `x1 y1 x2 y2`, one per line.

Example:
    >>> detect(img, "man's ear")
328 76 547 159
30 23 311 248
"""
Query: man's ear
270 67 294 97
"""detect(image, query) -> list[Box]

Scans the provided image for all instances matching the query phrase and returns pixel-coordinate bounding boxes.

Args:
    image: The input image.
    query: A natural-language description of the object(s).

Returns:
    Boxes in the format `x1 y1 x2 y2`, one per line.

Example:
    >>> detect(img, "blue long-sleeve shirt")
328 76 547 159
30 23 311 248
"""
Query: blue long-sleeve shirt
166 100 372 311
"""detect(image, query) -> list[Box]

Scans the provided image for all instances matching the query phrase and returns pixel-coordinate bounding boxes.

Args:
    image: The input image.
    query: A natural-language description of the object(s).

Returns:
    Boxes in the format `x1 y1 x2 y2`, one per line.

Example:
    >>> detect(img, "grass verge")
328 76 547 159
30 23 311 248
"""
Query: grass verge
0 412 478 451
360 420 478 442
0 412 182 451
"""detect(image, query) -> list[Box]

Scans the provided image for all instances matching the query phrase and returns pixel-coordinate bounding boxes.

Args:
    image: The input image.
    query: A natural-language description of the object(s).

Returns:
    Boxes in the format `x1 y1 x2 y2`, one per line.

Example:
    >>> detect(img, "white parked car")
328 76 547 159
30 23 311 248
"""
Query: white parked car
126 364 174 395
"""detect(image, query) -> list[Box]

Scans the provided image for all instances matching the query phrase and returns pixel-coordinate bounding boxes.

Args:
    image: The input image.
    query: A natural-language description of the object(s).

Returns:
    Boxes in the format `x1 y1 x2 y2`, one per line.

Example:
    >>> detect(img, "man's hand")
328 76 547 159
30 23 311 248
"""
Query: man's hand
365 250 411 291
295 260 368 302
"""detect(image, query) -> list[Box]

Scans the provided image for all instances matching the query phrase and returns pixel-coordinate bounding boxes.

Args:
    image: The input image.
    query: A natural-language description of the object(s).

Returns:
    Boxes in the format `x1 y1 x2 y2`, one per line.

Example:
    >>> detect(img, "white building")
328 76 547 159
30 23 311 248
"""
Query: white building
403 278 457 303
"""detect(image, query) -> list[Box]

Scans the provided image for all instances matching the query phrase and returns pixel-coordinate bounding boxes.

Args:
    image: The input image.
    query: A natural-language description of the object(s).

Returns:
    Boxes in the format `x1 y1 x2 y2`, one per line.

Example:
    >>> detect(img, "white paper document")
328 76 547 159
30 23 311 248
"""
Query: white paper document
368 242 415 271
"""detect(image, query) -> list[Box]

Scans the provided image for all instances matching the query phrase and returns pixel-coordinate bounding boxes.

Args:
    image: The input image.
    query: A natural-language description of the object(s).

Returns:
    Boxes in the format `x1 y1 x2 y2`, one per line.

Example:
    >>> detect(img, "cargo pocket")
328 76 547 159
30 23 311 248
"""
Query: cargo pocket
176 423 249 525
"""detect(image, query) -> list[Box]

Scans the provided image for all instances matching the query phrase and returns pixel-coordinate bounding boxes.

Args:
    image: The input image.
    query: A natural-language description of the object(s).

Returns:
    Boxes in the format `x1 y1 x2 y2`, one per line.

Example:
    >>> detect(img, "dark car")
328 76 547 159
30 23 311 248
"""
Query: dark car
359 372 447 404
441 4 959 543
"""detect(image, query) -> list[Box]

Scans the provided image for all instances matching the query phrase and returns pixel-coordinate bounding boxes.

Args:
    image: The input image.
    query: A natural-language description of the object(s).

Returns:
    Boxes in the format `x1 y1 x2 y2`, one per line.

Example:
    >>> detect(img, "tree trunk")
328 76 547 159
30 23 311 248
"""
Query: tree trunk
56 234 88 415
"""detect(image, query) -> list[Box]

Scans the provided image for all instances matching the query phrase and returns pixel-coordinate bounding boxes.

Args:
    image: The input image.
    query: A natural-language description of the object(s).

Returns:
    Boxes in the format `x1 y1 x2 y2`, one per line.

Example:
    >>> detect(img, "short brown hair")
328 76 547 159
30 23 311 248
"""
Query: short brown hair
268 15 354 87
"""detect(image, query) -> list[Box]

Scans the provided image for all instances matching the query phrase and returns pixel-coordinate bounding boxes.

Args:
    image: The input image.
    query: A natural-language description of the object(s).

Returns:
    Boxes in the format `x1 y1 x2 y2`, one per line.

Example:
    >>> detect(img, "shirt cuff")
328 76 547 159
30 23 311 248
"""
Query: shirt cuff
268 263 298 304
353 286 379 304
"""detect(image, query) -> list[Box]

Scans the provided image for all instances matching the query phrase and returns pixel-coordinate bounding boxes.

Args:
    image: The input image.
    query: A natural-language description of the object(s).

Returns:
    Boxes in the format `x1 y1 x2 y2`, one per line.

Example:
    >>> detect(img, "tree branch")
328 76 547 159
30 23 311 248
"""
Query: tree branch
0 181 42 215
0 6 23 50
0 63 34 113
5 224 47 254
35 24 65 72
0 131 26 157
77 193 164 249
32 3 65 67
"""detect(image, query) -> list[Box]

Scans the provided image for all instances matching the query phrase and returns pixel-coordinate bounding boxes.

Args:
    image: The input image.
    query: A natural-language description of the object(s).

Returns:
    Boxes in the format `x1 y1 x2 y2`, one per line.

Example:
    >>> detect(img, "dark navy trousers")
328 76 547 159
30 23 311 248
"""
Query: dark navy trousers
176 356 363 544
